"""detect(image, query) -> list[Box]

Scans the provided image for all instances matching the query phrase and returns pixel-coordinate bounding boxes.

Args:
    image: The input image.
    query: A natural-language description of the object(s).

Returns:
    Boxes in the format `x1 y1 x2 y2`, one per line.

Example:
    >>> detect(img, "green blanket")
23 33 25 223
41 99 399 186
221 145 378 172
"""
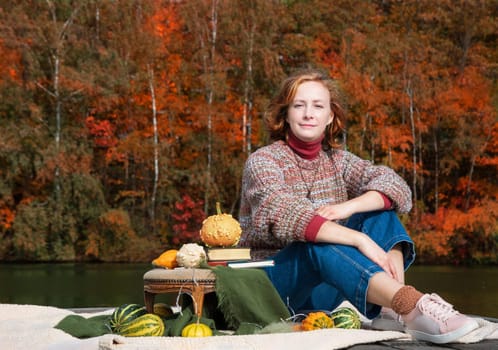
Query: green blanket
54 314 110 338
212 266 290 330
55 266 290 337
54 308 214 338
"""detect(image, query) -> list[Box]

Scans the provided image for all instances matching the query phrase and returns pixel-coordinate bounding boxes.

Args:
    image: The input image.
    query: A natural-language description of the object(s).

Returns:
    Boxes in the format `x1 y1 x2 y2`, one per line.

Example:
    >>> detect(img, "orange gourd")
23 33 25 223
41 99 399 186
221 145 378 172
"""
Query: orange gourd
152 249 178 269
301 312 334 331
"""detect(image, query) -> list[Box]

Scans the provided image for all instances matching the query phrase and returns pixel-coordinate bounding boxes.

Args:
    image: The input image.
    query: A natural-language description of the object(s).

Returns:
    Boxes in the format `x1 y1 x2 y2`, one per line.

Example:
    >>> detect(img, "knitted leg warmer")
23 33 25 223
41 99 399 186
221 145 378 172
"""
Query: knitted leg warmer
391 285 424 315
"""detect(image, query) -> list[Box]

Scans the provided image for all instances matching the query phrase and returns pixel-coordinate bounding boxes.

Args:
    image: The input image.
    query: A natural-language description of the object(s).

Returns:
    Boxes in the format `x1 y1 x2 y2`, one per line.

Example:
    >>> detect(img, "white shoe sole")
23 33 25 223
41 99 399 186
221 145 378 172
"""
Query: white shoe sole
407 318 479 344
371 317 405 332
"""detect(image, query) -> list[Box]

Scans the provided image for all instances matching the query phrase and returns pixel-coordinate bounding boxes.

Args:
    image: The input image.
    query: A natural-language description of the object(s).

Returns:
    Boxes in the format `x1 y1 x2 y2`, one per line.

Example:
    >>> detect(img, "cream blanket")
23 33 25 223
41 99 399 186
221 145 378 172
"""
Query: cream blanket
0 303 496 350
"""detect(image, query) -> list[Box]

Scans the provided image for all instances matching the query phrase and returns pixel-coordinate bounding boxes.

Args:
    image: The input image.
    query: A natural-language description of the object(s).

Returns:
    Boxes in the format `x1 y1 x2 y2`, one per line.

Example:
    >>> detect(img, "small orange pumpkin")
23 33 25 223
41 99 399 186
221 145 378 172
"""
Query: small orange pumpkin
152 249 178 269
301 311 334 331
200 202 242 247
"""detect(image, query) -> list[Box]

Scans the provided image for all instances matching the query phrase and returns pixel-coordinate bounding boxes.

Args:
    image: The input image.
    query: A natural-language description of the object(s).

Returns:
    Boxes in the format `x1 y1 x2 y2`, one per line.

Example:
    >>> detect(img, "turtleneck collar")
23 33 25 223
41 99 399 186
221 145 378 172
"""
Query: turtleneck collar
287 130 324 160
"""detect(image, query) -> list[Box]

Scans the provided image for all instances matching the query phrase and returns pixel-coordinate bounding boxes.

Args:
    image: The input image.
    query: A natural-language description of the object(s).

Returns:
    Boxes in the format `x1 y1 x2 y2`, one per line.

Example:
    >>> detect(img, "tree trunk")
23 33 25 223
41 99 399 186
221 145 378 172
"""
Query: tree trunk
44 0 80 209
53 51 61 203
242 21 255 154
433 127 439 213
464 155 475 213
147 64 159 232
464 129 492 212
203 0 218 214
406 82 418 218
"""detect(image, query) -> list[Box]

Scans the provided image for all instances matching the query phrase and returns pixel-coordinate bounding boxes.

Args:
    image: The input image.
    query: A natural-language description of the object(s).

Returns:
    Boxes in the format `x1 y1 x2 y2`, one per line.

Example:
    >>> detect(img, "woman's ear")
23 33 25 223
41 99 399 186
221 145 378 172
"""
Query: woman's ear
327 113 334 125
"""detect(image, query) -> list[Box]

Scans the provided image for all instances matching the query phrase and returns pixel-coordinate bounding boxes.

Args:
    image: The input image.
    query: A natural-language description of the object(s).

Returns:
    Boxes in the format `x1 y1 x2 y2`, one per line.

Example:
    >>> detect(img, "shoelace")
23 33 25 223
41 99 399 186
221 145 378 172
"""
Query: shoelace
419 293 459 322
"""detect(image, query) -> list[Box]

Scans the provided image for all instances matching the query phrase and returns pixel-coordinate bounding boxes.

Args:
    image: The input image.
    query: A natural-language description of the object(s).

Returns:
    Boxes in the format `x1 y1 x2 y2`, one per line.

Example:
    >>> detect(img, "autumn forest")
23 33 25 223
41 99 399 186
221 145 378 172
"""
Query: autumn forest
0 0 497 264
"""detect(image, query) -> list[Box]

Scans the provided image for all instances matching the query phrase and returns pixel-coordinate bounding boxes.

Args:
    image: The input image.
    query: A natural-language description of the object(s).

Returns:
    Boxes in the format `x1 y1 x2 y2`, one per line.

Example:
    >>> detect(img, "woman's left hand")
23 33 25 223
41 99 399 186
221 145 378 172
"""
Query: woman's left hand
316 203 355 221
317 191 387 221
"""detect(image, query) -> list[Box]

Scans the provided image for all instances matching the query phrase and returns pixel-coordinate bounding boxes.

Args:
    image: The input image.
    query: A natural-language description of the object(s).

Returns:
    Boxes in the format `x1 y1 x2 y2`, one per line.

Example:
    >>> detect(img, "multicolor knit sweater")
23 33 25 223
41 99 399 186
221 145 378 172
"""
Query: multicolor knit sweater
239 140 412 257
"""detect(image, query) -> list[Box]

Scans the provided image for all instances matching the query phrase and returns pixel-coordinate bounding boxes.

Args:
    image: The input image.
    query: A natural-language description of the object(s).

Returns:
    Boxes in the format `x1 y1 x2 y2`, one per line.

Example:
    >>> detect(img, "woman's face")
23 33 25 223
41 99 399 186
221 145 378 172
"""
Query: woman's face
286 81 333 142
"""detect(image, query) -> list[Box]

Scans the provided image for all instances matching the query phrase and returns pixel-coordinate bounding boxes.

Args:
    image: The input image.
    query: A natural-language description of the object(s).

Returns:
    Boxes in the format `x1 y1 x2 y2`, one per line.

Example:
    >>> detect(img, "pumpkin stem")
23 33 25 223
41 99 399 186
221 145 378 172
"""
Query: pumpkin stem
215 202 222 215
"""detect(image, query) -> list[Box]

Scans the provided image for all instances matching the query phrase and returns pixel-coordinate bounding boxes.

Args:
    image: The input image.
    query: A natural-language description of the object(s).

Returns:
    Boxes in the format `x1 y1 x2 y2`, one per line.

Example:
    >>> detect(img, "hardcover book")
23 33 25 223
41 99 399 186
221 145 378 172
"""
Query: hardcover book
206 247 251 261
227 259 274 269
207 259 274 269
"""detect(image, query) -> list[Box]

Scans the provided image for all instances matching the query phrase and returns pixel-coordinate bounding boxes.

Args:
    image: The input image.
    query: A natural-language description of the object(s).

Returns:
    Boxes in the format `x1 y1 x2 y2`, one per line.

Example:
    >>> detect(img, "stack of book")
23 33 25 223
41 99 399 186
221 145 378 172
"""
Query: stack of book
206 247 274 269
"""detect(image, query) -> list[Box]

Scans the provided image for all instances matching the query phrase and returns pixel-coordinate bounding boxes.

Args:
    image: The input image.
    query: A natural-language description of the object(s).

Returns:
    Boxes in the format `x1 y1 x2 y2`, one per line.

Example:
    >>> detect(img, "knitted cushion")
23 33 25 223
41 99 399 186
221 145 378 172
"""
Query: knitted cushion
143 268 216 283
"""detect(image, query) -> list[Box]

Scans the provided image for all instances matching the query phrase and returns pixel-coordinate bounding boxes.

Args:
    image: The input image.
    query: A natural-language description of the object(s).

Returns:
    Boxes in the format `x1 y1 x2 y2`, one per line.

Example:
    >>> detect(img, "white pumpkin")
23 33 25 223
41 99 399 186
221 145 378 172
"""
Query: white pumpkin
176 243 206 268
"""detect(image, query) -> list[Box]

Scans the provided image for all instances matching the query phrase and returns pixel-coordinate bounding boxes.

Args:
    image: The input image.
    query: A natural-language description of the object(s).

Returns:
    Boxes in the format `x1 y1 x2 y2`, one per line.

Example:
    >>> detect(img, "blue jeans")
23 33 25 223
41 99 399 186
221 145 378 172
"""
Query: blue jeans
263 210 415 319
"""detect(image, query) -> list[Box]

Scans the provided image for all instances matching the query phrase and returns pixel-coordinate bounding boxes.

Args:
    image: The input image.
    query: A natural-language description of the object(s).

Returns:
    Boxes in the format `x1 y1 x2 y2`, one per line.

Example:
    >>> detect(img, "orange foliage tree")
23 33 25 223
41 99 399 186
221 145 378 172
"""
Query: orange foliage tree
0 0 496 263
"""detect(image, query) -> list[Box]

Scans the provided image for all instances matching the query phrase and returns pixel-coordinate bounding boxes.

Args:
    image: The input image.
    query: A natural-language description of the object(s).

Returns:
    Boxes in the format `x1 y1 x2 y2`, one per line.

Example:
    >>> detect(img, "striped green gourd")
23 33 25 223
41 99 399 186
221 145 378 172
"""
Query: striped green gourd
329 307 361 329
109 304 147 332
118 313 165 337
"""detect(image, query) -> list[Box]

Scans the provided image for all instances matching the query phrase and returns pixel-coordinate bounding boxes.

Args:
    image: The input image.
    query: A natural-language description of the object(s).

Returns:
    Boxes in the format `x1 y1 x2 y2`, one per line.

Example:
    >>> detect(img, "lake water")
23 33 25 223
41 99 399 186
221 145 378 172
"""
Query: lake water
1 263 497 318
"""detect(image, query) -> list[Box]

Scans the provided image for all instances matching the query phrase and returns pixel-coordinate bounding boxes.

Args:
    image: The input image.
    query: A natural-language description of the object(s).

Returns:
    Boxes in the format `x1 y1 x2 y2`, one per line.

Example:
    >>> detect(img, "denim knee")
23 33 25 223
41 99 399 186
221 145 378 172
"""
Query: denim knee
265 211 416 318
345 211 416 270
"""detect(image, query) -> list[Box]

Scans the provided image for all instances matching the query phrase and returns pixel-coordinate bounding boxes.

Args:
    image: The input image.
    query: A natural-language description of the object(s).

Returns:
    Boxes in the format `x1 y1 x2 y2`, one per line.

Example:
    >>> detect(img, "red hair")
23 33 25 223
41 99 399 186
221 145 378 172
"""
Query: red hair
264 68 346 149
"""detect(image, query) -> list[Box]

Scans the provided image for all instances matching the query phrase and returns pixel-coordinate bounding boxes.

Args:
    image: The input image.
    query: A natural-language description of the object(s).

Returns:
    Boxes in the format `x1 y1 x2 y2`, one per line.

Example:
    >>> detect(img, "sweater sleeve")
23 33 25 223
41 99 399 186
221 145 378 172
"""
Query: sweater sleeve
379 192 393 210
303 192 391 243
338 151 412 213
239 150 316 249
304 215 328 242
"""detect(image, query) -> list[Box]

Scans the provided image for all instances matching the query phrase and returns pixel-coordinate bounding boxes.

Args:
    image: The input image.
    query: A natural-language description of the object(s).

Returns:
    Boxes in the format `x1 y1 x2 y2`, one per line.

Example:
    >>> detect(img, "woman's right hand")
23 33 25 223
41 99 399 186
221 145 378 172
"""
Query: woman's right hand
355 233 399 281
315 221 399 281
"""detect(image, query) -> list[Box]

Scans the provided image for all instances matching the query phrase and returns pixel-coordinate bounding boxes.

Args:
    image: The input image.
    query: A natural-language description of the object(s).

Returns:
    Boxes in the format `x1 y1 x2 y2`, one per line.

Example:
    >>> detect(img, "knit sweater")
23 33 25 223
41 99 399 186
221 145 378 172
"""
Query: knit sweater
239 141 412 257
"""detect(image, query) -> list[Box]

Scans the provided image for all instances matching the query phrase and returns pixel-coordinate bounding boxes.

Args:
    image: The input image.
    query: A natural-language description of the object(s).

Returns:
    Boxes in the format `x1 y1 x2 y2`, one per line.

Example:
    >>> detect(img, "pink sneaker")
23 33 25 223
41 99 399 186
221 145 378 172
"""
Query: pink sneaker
371 307 405 332
402 293 479 344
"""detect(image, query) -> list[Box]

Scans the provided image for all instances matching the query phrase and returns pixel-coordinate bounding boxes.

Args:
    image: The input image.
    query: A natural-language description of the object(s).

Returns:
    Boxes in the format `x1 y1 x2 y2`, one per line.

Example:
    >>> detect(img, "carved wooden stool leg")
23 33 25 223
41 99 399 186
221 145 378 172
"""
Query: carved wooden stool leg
191 284 206 318
144 290 155 313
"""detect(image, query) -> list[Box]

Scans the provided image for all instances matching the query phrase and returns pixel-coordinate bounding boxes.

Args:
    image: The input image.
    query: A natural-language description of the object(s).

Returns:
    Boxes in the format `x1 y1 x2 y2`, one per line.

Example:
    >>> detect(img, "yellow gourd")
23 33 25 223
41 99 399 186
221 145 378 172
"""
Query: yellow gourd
152 249 178 269
301 311 334 331
200 202 242 247
181 322 213 337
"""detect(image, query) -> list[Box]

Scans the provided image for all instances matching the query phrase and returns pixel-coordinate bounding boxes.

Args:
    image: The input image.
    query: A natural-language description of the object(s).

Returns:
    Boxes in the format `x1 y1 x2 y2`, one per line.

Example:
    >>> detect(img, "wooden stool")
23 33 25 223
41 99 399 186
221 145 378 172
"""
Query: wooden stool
143 268 216 318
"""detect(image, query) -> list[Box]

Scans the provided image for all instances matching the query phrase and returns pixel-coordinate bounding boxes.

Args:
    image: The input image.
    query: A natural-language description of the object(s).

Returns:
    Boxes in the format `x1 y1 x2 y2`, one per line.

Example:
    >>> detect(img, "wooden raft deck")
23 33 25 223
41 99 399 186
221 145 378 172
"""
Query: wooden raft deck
349 315 498 349
347 338 498 349
73 308 497 349
347 316 498 350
